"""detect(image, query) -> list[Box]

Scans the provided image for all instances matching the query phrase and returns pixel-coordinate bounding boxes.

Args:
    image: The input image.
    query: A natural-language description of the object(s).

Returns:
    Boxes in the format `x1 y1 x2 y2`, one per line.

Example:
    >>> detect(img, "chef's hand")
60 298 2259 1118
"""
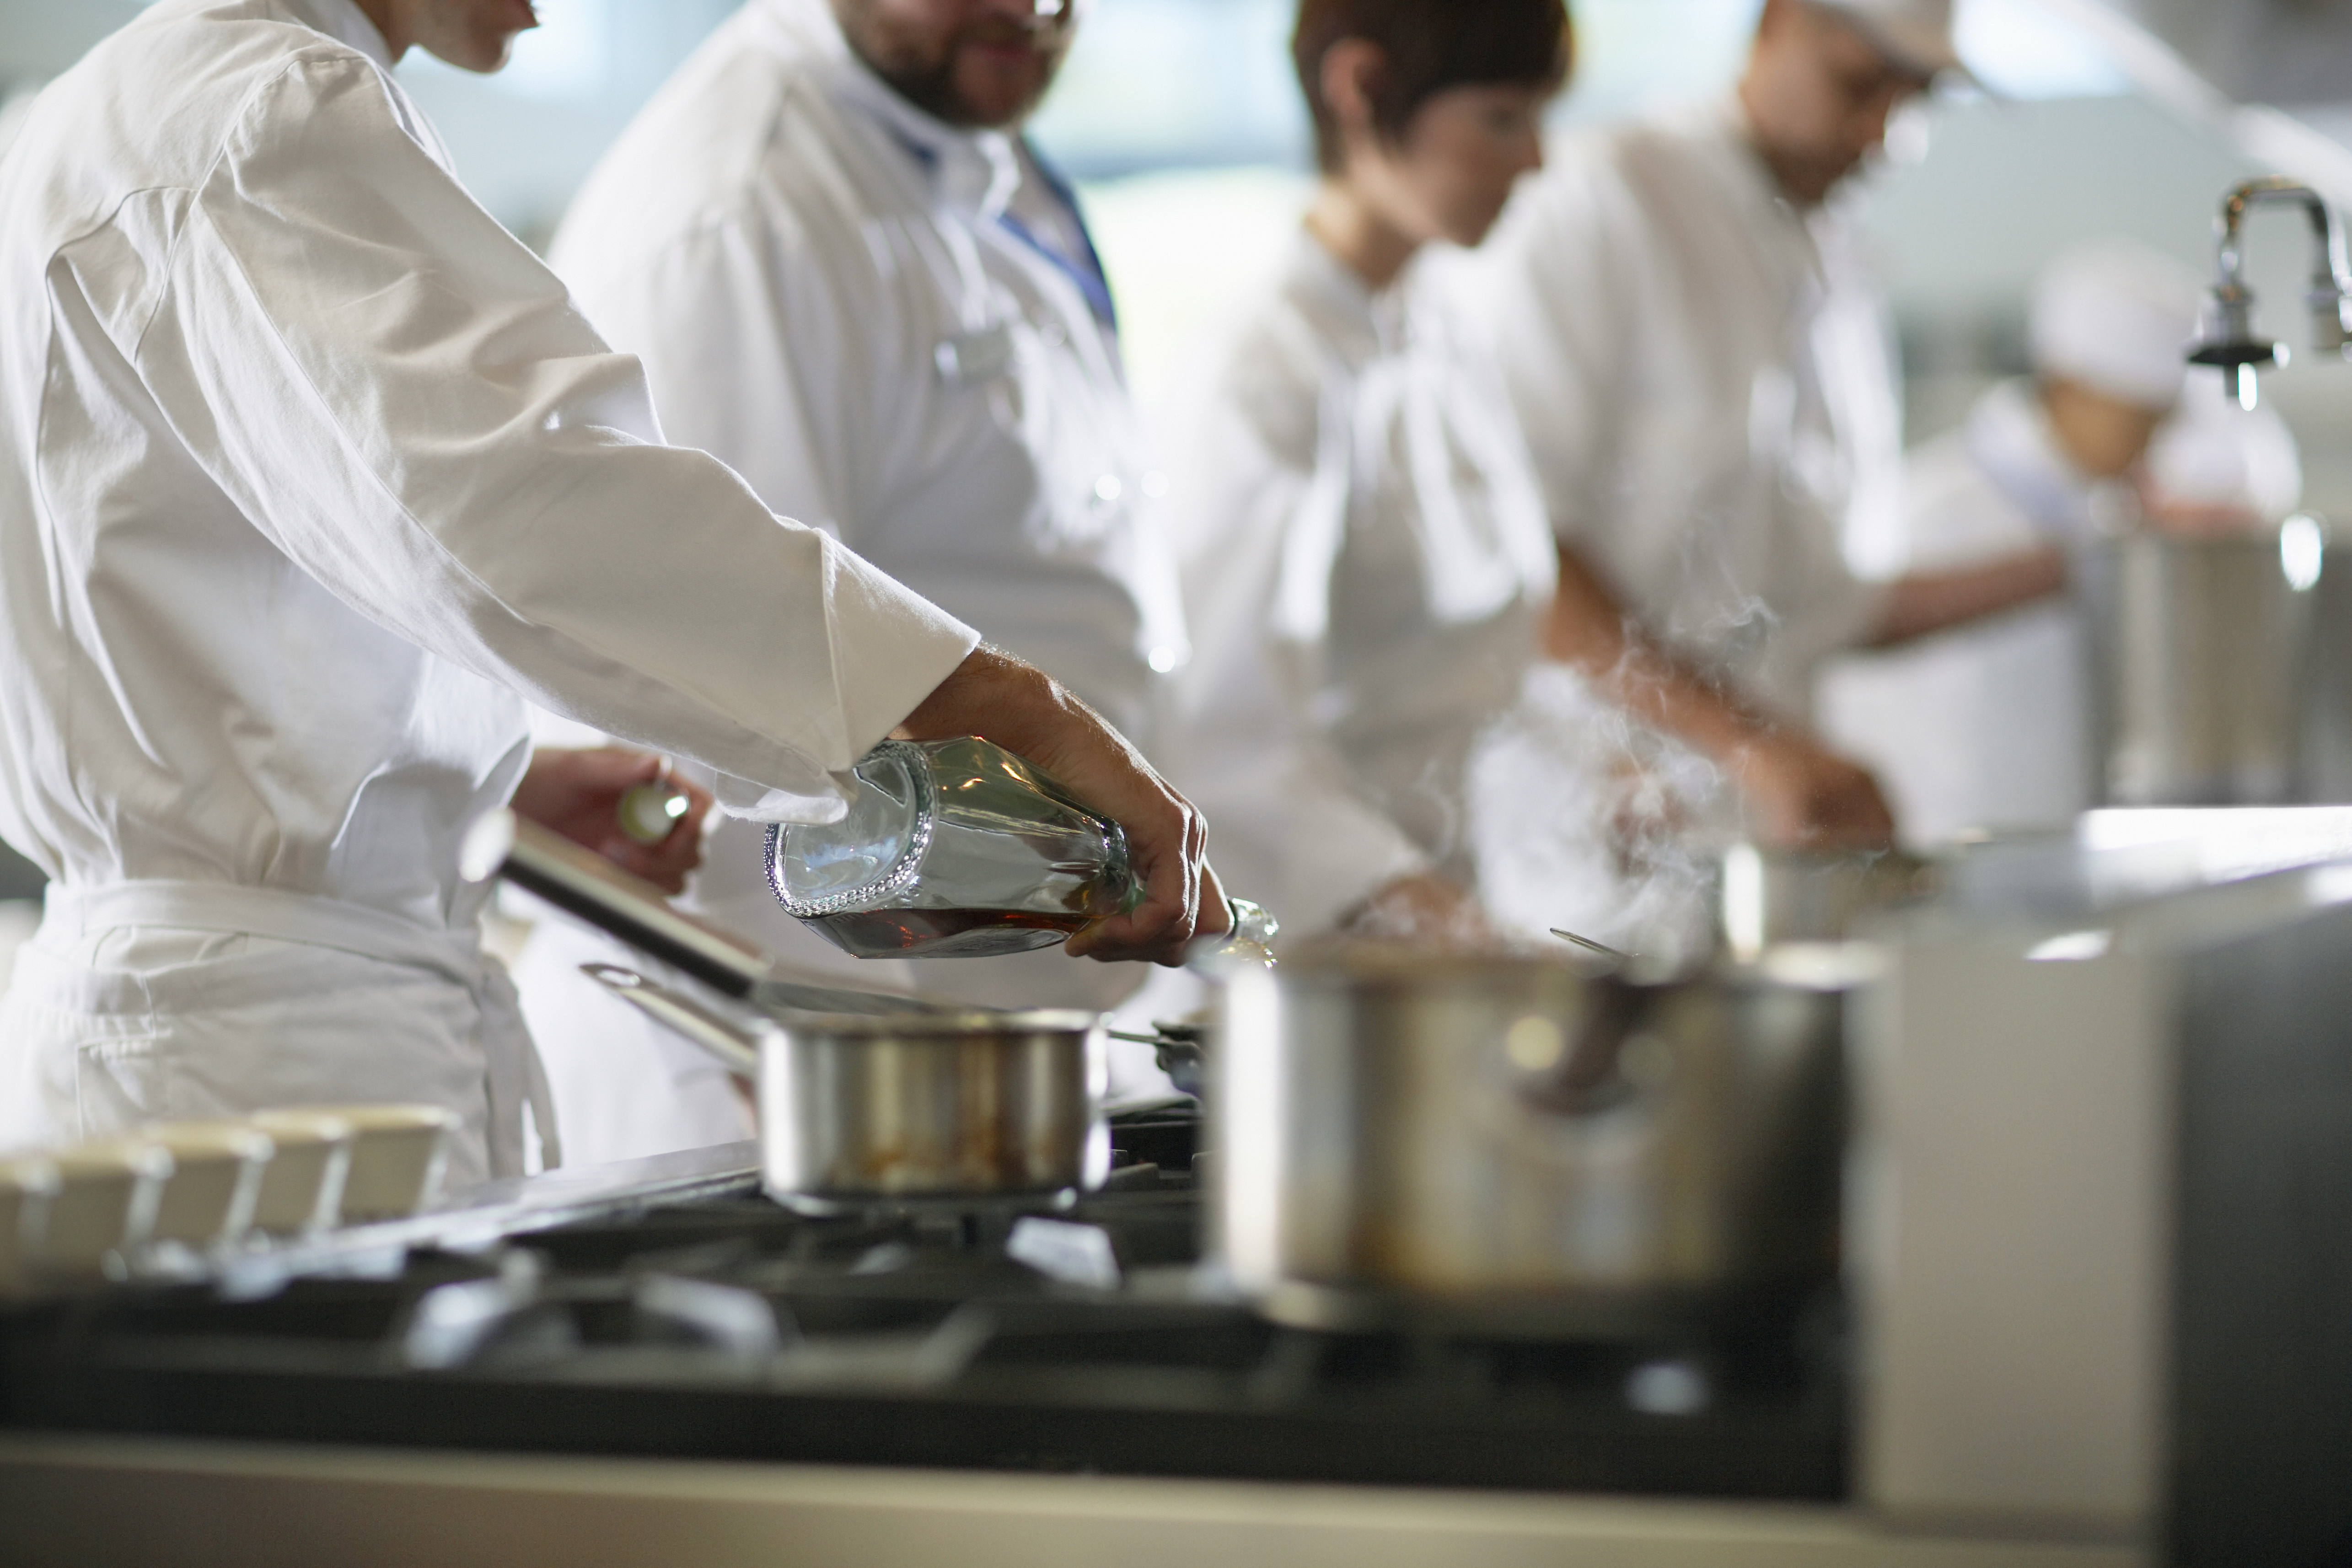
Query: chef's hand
510 747 714 895
1342 871 1490 947
1728 732 1896 851
893 645 1219 965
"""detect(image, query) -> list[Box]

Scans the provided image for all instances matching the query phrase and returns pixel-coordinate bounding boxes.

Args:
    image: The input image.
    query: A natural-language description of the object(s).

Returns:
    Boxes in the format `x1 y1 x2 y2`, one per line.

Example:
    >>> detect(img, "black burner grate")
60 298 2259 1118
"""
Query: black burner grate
0 1128 1847 1500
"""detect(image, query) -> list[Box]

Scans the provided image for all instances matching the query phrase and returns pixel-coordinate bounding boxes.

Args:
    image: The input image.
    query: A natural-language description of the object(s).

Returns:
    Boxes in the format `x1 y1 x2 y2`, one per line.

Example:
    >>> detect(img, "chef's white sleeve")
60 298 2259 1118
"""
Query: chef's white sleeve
1477 154 1634 554
1164 380 1432 934
556 208 863 550
132 53 975 821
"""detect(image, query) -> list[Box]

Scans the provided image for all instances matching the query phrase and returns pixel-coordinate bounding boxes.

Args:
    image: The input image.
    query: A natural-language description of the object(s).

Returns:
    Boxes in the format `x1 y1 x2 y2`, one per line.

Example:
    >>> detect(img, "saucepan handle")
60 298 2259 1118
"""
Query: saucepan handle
580 962 768 1080
461 809 773 1000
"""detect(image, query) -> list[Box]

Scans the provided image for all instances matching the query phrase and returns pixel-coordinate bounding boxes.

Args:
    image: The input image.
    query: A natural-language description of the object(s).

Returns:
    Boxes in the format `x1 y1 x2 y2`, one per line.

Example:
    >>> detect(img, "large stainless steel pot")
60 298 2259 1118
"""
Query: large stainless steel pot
2088 527 2315 805
1213 944 1850 1332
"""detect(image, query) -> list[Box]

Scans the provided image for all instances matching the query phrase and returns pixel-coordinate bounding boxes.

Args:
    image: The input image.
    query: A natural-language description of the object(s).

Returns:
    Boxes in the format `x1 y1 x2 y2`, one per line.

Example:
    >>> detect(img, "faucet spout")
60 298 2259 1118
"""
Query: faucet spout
2189 177 2352 409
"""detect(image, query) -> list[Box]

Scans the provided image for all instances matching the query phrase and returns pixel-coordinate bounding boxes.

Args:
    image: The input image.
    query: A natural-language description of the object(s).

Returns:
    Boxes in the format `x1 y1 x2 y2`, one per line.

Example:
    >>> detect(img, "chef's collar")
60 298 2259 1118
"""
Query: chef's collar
277 0 397 72
1290 227 1418 356
1698 94 1817 236
1678 92 1831 307
821 24 1022 221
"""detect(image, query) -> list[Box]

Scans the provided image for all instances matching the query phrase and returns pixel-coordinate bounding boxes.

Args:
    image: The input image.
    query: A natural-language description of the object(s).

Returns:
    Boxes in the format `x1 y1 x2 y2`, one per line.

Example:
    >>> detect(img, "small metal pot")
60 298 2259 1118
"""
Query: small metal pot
759 1010 1109 1209
1213 944 1850 1333
583 967 1108 1210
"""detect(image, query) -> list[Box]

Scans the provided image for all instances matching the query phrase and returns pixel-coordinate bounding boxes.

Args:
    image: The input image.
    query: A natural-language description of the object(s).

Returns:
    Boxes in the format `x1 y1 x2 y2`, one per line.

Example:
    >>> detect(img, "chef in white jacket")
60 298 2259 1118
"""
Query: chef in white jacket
1821 242 2265 842
1160 0 1567 939
1471 0 2067 848
513 0 1192 1163
0 0 1219 1186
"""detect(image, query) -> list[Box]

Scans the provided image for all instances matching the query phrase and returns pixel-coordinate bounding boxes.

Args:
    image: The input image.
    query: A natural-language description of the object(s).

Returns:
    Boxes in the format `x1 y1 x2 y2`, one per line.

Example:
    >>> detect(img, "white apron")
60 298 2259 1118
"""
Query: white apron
0 881 556 1187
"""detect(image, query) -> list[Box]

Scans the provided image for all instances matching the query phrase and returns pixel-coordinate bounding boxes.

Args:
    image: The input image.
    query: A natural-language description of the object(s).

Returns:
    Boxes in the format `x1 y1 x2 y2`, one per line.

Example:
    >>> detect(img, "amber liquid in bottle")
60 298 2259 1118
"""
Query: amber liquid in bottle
801 907 1090 960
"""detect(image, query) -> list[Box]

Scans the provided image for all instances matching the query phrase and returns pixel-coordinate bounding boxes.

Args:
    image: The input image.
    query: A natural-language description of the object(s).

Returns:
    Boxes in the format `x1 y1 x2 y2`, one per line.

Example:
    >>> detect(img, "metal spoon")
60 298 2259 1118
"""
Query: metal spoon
1550 928 1634 964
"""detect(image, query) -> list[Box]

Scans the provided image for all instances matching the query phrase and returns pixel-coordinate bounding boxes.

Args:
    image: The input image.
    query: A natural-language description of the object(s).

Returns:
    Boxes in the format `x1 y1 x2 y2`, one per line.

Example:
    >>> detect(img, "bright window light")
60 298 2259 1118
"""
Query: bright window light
1954 0 2131 100
403 0 608 102
2282 513 2325 593
2028 929 2113 962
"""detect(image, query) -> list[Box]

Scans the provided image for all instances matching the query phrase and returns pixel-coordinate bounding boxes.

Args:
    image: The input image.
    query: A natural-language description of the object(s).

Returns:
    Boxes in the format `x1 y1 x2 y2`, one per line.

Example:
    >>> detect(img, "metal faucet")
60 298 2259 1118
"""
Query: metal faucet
2187 176 2352 410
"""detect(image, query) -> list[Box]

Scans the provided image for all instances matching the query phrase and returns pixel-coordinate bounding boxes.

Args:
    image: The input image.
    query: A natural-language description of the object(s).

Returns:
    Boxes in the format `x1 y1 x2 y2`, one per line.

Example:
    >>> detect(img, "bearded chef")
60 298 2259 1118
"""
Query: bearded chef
1821 241 2293 842
506 0 1195 1164
0 0 1219 1188
1469 0 2071 850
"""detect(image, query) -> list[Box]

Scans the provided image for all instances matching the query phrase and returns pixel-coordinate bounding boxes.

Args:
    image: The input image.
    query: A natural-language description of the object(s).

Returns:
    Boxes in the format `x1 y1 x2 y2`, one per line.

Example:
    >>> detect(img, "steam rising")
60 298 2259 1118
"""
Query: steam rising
1469 663 1726 971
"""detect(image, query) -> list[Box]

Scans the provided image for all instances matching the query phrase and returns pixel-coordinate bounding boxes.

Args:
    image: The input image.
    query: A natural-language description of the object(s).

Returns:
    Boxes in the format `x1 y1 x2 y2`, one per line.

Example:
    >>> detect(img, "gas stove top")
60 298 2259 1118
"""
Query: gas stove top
0 1106 1845 1501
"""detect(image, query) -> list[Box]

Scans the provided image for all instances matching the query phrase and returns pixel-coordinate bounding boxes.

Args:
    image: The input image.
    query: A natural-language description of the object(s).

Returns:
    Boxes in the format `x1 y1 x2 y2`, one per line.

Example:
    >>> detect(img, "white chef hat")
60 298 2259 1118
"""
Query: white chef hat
1811 0 1962 77
2144 368 2304 526
2029 239 2205 411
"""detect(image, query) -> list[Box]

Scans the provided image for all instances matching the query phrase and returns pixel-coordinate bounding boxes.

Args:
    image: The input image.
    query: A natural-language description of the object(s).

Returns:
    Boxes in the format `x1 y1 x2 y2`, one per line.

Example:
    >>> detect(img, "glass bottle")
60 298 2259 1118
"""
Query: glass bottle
766 737 1140 959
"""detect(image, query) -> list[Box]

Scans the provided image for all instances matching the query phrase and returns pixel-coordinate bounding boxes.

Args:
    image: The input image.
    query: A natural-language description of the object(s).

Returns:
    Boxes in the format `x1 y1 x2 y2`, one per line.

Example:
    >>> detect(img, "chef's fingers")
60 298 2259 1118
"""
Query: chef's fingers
511 746 664 847
1795 764 1896 850
1733 733 1895 852
897 646 1207 964
1065 789 1204 964
1195 861 1233 940
595 774 715 892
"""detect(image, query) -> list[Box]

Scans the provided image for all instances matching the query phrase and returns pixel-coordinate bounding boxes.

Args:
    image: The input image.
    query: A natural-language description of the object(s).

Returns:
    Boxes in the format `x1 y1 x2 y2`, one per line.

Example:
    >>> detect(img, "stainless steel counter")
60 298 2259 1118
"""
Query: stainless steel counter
0 1434 2143 1568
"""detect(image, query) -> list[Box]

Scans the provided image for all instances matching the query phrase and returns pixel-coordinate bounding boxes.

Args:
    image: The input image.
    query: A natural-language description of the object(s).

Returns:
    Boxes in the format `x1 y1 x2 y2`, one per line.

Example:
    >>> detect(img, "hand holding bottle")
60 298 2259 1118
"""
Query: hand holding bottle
890 645 1222 965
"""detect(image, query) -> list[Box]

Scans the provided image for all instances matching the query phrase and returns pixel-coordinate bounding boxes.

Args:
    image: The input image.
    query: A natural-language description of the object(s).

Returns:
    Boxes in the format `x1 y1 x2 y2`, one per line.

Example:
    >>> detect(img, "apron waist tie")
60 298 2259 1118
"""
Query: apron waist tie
41 880 559 1177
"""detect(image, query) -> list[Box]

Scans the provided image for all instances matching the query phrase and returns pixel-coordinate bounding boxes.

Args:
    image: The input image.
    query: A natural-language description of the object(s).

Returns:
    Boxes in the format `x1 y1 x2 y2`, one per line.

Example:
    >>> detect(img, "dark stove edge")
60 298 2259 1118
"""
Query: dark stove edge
0 1360 1850 1504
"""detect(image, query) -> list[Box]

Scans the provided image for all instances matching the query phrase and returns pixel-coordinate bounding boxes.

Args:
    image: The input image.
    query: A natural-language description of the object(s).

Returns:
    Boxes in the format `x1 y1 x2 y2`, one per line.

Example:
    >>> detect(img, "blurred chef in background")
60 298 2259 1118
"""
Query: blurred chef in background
1471 0 2070 853
1821 240 2298 843
1157 0 1569 939
521 0 1193 1162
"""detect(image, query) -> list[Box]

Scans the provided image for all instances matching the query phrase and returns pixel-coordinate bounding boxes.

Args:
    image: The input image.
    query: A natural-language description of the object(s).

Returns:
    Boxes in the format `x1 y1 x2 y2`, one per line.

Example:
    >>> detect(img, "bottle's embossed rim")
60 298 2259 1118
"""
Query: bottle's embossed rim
764 740 937 918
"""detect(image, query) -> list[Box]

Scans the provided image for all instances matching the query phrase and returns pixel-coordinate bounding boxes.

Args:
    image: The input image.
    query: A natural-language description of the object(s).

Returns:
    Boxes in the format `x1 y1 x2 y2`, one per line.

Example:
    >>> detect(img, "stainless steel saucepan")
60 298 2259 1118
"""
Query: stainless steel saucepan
581 967 1107 1211
464 811 1111 1208
1213 941 1855 1333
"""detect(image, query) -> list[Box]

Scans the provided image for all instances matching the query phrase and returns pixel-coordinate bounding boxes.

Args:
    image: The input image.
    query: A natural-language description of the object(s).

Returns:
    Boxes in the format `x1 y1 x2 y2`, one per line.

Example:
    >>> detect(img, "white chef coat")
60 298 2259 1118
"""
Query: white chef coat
1817 381 2101 843
1470 99 1897 718
550 0 1182 728
518 0 1188 1161
1157 233 1557 936
0 0 978 1185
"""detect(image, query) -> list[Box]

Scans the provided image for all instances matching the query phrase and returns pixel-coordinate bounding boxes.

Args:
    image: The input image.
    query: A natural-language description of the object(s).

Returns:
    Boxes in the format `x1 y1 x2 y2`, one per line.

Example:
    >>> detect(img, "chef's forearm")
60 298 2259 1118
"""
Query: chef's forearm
1863 545 2068 649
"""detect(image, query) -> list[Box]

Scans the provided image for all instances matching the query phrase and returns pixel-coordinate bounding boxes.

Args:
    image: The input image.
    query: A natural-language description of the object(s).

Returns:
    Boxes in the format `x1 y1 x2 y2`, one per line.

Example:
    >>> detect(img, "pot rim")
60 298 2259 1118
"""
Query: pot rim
1249 940 1879 995
1267 940 1595 984
773 1008 1103 1040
